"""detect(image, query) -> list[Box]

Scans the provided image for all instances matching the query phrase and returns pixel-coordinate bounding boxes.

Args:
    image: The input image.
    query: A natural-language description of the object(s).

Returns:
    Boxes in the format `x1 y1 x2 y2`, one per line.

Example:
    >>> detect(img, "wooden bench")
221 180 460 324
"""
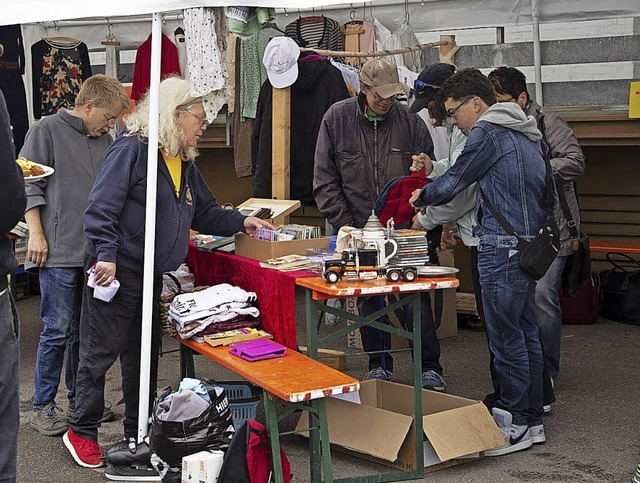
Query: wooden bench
589 238 640 255
178 337 359 483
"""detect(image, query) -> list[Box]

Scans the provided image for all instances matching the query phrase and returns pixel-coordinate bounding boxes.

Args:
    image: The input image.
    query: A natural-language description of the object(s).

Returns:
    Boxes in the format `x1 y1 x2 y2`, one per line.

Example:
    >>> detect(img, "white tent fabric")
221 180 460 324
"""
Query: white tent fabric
0 0 346 26
2 0 640 28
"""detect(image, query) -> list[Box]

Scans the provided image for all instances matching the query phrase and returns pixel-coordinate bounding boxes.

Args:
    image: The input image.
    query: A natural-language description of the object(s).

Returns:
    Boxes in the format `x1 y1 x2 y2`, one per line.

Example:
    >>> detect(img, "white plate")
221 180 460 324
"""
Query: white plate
23 165 55 181
418 266 459 277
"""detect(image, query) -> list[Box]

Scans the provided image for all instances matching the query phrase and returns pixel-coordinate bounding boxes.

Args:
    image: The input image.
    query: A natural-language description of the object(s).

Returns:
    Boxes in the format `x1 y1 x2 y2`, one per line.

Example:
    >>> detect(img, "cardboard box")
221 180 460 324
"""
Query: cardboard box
234 233 330 261
297 380 504 474
456 292 478 315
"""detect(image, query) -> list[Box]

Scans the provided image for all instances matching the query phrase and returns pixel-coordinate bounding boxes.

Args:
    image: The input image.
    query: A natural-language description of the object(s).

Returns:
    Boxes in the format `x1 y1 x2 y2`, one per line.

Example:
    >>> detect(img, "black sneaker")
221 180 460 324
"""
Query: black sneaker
68 399 115 423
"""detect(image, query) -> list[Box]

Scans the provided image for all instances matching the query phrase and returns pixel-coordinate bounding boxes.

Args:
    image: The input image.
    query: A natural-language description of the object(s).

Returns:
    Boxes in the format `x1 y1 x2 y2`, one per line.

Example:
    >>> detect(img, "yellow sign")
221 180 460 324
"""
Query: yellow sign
630 82 640 119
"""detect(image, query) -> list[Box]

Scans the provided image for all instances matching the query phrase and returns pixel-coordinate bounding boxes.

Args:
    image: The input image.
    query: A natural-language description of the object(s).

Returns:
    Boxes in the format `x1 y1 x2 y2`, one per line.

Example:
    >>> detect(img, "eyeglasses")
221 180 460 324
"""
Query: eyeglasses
413 79 441 95
100 108 118 127
446 96 474 118
179 107 208 128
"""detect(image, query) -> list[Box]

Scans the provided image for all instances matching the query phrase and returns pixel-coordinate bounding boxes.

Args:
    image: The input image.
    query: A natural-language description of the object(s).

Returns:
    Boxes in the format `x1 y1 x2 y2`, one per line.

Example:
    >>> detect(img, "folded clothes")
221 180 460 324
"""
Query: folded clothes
168 301 253 325
170 283 257 316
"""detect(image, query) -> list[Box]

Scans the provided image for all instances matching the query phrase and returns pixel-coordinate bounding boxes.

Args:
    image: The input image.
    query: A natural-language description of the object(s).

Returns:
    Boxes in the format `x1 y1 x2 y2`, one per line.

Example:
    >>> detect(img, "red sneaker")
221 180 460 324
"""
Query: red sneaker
63 429 105 468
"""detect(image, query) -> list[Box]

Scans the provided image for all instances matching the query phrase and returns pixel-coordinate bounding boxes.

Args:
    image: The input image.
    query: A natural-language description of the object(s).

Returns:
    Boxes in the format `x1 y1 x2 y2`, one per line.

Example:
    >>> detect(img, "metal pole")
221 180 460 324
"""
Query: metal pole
137 11 162 443
532 0 544 106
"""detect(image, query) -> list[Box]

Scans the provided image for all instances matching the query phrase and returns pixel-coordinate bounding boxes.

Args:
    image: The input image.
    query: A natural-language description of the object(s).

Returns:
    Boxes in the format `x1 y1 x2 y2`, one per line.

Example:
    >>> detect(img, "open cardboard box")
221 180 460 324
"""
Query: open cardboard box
234 198 329 262
297 380 504 474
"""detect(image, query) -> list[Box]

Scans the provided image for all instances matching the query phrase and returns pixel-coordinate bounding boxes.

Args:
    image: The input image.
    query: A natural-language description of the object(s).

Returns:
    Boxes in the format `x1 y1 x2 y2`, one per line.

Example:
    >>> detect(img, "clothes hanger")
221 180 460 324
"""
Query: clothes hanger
46 21 80 43
174 26 185 36
101 23 120 47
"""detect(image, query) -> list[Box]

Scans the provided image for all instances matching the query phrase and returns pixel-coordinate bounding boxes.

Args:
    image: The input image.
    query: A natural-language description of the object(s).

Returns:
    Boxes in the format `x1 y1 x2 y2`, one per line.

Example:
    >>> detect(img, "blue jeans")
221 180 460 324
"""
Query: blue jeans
478 241 544 426
33 267 83 410
535 255 568 380
0 288 19 482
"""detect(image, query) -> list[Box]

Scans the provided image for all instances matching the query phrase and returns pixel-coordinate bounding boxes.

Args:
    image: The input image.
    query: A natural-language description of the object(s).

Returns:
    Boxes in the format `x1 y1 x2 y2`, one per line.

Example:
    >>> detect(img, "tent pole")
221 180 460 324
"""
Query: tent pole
532 0 544 106
137 11 162 443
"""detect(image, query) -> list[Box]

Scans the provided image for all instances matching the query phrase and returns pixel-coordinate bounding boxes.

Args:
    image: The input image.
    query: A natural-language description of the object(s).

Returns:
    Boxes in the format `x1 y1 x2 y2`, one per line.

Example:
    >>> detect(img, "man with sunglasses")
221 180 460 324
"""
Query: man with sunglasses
314 58 447 391
21 74 129 436
488 66 585 414
410 68 549 456
409 63 486 332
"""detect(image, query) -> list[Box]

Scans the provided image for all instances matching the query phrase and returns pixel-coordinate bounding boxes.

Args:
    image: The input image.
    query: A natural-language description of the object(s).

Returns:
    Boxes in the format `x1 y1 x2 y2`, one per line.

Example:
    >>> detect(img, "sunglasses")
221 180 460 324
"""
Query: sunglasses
446 96 474 118
413 79 441 95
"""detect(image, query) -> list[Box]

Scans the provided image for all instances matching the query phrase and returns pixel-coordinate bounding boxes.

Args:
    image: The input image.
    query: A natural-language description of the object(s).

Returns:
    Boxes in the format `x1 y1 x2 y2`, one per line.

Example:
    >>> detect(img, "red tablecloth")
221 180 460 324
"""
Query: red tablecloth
186 245 314 349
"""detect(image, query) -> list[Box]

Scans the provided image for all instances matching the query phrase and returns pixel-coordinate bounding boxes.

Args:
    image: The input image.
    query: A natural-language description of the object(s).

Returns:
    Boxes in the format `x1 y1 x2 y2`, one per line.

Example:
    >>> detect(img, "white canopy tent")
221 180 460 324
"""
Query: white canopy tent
3 0 640 445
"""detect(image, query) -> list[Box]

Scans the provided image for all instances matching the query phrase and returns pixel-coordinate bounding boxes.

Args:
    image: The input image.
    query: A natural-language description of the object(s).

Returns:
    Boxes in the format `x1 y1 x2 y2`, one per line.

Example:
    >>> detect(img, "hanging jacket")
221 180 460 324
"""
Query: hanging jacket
251 56 349 204
130 33 181 102
314 92 434 230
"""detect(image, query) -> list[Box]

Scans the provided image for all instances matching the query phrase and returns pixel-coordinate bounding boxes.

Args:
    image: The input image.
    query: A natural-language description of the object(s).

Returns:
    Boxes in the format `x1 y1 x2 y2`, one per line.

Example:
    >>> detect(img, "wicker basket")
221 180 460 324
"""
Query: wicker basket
160 273 209 337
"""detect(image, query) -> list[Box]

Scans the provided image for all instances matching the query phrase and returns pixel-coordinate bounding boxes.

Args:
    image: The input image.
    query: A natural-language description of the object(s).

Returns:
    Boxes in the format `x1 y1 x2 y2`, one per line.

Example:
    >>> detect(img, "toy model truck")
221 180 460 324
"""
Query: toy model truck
323 247 418 283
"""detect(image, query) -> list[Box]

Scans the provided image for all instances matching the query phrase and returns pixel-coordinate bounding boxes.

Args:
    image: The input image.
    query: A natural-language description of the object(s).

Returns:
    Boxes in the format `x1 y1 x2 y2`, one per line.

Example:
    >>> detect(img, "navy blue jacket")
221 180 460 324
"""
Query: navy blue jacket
84 133 246 274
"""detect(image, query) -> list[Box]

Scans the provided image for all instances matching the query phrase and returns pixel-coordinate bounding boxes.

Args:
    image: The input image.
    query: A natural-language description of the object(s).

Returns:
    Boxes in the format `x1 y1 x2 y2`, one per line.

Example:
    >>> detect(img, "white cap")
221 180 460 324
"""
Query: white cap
262 37 300 89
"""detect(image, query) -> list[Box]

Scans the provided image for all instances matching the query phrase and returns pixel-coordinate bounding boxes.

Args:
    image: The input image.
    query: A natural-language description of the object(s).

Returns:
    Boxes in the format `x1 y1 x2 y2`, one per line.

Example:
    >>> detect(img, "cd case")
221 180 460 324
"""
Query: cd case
229 339 287 362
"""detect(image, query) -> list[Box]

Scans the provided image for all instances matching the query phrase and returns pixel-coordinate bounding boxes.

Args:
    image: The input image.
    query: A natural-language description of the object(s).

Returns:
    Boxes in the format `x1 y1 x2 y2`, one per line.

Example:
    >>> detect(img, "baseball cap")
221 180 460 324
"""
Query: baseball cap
360 58 406 99
409 63 456 113
262 37 300 89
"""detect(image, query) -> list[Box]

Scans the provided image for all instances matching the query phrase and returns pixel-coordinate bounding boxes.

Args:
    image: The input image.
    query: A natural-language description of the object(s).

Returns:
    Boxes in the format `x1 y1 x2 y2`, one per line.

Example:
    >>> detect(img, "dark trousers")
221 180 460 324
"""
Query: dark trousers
69 255 162 441
358 292 442 374
0 289 19 482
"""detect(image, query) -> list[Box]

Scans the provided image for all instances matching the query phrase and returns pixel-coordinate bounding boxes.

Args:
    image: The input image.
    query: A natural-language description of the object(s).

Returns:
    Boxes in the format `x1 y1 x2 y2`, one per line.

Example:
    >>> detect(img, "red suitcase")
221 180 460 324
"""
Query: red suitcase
559 273 600 325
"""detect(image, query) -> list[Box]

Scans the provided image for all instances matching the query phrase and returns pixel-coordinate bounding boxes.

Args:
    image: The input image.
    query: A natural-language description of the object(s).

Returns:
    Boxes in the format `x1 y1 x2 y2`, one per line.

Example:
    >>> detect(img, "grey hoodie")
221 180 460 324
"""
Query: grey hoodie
480 102 542 142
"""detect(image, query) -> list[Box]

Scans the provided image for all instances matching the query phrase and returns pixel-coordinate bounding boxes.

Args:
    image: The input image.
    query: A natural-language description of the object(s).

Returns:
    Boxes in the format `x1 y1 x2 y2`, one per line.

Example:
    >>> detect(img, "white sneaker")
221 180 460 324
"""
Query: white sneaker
529 424 546 444
484 408 532 457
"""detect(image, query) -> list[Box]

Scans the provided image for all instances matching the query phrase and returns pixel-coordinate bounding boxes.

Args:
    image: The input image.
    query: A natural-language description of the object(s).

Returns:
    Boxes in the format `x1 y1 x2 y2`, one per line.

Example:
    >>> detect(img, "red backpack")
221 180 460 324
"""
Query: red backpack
217 419 291 483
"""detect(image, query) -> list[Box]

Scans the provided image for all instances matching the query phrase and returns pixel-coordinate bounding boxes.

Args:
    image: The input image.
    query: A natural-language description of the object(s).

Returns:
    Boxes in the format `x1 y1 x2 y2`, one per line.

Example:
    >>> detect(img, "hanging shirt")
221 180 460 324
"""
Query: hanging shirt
162 151 182 197
130 33 180 102
30 38 92 119
183 7 229 121
285 16 344 53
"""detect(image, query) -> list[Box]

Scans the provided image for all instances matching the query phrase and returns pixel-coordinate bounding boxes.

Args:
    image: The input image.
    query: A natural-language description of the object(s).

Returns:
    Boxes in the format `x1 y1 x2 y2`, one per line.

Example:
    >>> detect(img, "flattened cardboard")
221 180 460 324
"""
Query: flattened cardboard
296 380 504 474
234 233 330 261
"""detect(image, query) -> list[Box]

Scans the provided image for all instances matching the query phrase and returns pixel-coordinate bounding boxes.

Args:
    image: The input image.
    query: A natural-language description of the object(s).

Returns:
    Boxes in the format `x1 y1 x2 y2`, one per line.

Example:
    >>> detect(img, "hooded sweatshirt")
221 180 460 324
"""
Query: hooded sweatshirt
415 101 548 241
251 57 349 204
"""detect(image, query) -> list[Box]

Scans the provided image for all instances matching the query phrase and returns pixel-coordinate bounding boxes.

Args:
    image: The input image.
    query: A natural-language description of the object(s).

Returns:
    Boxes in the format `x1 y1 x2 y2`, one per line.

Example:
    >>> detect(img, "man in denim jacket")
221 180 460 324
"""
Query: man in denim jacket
411 68 548 456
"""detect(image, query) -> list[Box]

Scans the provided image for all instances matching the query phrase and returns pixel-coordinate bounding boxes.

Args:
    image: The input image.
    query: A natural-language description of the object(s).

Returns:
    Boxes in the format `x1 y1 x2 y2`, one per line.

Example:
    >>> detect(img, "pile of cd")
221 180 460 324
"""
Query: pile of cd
388 229 429 269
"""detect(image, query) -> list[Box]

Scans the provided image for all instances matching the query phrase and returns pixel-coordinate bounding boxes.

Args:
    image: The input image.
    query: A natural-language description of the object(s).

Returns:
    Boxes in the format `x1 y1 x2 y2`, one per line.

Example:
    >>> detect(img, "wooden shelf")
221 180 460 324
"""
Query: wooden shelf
547 108 640 146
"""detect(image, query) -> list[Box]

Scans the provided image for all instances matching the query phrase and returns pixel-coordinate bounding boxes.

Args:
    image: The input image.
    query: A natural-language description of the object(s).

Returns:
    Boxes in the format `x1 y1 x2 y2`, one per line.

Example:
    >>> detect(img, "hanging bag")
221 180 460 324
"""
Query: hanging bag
600 253 640 325
556 182 591 297
480 139 559 281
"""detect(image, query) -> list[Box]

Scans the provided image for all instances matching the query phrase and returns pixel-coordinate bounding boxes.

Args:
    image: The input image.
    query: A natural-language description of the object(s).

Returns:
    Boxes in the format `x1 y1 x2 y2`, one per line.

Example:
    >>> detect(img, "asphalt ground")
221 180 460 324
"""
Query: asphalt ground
14 287 640 482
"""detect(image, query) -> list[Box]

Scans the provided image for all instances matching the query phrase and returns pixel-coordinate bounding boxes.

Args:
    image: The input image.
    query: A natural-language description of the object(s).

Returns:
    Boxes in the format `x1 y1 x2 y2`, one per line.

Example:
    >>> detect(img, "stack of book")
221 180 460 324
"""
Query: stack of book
388 229 430 269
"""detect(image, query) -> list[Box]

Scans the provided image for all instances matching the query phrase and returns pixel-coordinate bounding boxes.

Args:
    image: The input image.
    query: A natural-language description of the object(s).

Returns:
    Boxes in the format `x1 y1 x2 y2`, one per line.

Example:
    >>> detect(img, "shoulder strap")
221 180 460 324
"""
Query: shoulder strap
538 114 580 240
479 130 554 247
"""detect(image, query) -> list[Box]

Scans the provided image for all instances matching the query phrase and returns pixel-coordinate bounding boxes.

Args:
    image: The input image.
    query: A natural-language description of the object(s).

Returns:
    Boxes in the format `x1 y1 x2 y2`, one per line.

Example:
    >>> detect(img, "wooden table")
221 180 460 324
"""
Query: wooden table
296 276 459 482
179 337 359 483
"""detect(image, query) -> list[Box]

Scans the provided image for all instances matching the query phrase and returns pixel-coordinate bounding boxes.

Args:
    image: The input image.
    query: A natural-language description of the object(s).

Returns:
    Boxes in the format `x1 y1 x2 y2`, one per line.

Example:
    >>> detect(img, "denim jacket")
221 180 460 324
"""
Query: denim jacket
414 103 548 247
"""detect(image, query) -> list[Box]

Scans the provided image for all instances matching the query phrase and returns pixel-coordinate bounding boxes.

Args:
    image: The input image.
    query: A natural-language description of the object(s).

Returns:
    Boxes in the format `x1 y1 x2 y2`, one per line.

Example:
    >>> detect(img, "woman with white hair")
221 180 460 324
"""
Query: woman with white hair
64 76 273 469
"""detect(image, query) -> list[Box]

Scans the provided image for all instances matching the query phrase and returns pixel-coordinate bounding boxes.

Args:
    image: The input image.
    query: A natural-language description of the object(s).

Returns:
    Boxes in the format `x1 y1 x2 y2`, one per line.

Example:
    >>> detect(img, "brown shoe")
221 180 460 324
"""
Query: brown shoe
30 402 68 436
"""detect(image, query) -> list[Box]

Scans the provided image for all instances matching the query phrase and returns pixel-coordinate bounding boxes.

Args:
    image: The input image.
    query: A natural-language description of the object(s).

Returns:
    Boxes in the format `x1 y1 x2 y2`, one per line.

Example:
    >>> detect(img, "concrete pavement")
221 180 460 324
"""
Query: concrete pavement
14 289 640 482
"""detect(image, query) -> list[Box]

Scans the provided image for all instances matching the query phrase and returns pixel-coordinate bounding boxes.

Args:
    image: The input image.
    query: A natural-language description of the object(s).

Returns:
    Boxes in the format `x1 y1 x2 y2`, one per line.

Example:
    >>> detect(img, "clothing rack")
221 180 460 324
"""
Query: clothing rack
301 39 449 58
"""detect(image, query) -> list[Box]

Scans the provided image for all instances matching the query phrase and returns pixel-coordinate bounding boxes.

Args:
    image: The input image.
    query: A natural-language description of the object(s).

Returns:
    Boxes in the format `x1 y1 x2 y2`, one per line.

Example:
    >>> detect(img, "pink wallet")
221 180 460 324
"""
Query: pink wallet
229 339 287 362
